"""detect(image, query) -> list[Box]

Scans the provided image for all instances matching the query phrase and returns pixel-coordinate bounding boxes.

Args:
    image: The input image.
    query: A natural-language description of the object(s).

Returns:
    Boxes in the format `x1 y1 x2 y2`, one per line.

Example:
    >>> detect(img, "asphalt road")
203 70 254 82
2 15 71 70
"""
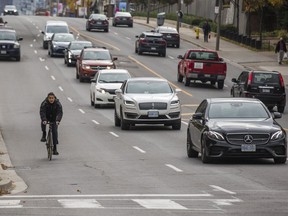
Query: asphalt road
0 15 287 216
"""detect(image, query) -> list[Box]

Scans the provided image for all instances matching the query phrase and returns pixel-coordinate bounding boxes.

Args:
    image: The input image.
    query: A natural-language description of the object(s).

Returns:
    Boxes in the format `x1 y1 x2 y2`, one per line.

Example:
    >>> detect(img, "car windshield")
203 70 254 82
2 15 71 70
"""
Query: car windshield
47 26 69 33
5 5 16 10
208 102 269 119
0 31 16 40
188 51 217 60
70 42 92 50
53 34 74 42
116 12 131 17
98 73 130 83
126 80 173 94
83 50 111 60
252 73 280 85
91 15 106 20
159 28 178 33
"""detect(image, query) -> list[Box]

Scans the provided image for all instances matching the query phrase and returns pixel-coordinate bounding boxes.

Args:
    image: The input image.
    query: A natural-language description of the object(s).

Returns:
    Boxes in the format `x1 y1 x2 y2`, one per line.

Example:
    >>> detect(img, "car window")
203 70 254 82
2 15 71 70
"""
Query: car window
252 73 280 85
126 81 172 94
195 100 207 114
188 51 217 60
53 34 74 42
46 25 69 33
238 71 248 83
0 31 16 40
83 50 111 60
208 102 269 118
98 73 130 83
70 42 92 50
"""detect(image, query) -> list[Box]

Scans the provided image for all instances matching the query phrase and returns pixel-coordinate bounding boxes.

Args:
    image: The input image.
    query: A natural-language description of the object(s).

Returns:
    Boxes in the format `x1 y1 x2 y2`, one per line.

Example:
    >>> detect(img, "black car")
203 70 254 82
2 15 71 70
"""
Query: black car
64 40 93 66
231 70 286 113
135 32 167 57
112 12 133 27
187 98 287 164
86 14 109 32
3 5 18 16
154 26 180 48
0 28 22 61
48 33 75 57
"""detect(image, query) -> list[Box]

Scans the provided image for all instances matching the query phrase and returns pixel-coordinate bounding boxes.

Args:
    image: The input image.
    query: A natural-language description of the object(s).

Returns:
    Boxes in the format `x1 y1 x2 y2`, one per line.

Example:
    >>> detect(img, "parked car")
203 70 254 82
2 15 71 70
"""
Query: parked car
177 49 227 89
187 98 287 164
154 26 180 48
112 12 133 27
35 8 49 16
135 32 167 57
48 33 75 57
64 40 93 66
0 28 23 61
76 47 117 82
86 14 109 32
114 77 182 130
90 69 131 108
42 21 70 49
3 5 18 16
231 70 286 113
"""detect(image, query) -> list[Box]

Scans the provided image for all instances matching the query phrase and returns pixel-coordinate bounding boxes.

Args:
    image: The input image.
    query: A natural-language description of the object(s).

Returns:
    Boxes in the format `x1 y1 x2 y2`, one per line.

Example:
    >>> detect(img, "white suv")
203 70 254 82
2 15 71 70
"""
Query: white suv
114 77 182 130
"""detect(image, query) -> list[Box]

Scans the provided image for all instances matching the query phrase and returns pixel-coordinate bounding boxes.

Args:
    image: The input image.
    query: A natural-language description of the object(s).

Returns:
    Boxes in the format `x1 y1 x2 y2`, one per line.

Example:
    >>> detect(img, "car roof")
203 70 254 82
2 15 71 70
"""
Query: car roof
115 12 132 16
0 27 15 32
70 40 92 44
207 98 262 104
157 26 177 30
250 70 280 74
46 21 68 26
98 69 129 74
187 49 218 53
143 32 163 37
83 47 108 51
127 77 167 82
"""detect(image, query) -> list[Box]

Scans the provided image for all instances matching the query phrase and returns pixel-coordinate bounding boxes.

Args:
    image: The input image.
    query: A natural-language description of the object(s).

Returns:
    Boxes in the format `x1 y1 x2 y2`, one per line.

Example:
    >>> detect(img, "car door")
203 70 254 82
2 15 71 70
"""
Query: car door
114 80 127 117
190 100 208 149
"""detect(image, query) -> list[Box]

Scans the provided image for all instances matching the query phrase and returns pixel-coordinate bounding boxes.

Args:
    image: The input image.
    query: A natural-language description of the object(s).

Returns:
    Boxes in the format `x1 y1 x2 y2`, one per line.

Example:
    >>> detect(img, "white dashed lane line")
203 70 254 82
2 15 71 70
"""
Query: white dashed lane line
165 164 183 172
33 39 36 42
51 75 55 80
45 66 49 70
92 120 99 125
34 50 37 54
168 56 174 60
210 185 236 195
125 37 131 40
67 97 73 102
133 146 146 154
109 132 119 138
78 109 85 114
58 86 63 91
30 44 33 47
181 121 188 125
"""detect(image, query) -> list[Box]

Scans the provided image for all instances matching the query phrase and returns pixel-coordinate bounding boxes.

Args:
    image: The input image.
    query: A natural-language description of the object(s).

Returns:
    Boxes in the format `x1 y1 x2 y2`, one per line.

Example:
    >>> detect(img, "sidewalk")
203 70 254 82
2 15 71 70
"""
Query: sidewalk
134 17 288 82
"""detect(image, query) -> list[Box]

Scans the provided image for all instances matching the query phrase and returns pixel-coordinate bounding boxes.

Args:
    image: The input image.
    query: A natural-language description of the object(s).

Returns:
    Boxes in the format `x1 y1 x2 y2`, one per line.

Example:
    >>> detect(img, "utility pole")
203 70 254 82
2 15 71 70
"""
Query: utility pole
176 0 181 32
216 0 222 51
147 0 150 24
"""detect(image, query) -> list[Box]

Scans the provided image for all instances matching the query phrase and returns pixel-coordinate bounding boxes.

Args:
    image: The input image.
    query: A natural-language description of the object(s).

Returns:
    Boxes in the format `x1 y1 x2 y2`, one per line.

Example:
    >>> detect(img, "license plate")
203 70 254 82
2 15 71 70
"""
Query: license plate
167 35 172 38
204 74 210 77
262 89 270 93
97 21 102 24
241 144 256 152
122 18 126 20
151 47 156 50
194 62 203 69
0 50 6 54
148 111 159 118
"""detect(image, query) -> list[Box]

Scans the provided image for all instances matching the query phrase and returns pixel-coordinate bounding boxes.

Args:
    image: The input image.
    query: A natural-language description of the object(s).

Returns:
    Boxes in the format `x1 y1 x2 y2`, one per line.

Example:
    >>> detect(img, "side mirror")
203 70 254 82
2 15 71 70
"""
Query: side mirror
135 35 139 38
18 37 23 41
112 57 118 61
219 57 224 61
192 112 203 120
151 30 155 32
4 21 7 24
272 112 282 119
70 32 73 34
231 78 238 83
175 88 182 93
41 31 45 35
177 55 183 59
91 79 96 83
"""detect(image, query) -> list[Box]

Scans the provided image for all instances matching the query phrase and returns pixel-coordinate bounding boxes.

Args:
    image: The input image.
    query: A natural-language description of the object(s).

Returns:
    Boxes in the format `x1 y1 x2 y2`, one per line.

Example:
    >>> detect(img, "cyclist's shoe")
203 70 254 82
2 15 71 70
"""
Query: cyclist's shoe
53 146 59 155
41 133 46 142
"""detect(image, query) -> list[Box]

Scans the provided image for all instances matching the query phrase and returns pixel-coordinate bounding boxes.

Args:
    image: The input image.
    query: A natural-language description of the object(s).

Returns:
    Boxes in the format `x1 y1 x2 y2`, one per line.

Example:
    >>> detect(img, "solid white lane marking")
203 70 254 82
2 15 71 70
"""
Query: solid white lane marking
109 132 119 137
133 199 187 210
92 120 99 125
58 199 103 208
67 97 73 102
213 198 242 206
59 86 63 91
45 66 49 70
168 56 174 59
51 75 55 80
210 185 236 195
165 164 183 172
0 200 22 208
133 146 146 154
181 121 188 125
34 50 37 54
79 109 85 114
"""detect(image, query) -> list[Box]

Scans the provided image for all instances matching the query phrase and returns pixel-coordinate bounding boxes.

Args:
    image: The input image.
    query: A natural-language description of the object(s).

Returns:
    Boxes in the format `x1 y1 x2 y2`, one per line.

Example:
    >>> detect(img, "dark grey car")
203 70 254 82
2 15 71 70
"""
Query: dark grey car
112 12 133 27
0 28 22 61
86 14 109 32
155 26 180 48
64 40 93 66
48 33 75 57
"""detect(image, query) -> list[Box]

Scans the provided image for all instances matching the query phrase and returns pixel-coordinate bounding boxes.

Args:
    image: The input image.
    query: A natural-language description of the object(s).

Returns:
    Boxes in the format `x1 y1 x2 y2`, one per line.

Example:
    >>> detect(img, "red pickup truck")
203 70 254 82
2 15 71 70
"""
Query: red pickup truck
177 49 227 89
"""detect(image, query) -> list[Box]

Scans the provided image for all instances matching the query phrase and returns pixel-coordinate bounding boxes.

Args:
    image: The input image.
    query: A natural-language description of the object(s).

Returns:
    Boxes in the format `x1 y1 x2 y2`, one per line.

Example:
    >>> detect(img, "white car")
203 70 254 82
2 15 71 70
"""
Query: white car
114 77 182 130
90 69 131 108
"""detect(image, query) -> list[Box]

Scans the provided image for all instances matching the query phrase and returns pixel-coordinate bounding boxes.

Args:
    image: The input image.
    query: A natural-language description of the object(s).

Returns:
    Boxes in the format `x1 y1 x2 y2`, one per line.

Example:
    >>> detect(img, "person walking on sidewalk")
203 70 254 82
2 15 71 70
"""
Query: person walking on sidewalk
40 92 63 155
177 10 183 27
275 37 287 65
203 20 211 42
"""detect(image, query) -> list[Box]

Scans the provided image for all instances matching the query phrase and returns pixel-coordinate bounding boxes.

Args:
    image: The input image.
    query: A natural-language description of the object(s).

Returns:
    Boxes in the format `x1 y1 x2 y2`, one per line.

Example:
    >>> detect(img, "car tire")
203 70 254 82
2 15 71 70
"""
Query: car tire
76 70 79 79
120 109 130 130
274 157 286 164
162 51 166 57
90 94 94 106
79 75 84 83
135 47 138 53
94 103 100 108
184 75 190 86
211 81 216 85
138 49 142 55
104 28 109 32
187 130 199 158
114 109 121 127
177 71 183 82
201 137 211 163
172 120 181 130
64 58 67 64
43 42 47 49
218 80 224 89
278 104 285 113
130 24 133 28
176 44 180 48
15 56 20 61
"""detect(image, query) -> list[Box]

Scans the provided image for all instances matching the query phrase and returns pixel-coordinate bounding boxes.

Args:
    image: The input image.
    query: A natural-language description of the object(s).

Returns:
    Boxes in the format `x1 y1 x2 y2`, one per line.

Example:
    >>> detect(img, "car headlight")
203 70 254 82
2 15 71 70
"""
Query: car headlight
171 100 180 106
53 44 57 48
124 100 135 107
13 43 20 48
82 64 91 69
4 10 8 12
106 66 112 69
96 88 106 94
271 130 285 141
207 131 225 141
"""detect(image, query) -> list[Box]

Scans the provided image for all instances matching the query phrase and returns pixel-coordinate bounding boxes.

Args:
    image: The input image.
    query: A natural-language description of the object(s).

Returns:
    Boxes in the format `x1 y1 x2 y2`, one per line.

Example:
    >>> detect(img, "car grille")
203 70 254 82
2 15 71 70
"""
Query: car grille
139 102 167 110
105 89 116 95
226 133 270 145
90 66 107 70
0 44 13 50
138 115 168 119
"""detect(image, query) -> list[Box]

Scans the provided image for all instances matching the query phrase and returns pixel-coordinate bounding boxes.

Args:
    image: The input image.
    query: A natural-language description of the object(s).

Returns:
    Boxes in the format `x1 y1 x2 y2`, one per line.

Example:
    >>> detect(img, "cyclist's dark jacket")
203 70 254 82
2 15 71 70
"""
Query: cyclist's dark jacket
40 97 63 122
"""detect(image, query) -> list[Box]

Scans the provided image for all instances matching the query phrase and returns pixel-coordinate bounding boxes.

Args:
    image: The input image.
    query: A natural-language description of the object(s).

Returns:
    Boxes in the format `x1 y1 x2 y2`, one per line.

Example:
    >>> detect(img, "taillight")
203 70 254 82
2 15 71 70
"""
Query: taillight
139 38 148 44
279 74 285 87
247 72 253 85
160 40 166 45
104 20 109 25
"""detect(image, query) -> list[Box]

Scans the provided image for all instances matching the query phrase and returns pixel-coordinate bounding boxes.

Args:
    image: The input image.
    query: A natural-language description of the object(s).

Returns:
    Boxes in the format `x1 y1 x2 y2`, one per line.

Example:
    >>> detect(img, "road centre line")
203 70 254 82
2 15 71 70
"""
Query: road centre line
133 146 146 153
165 164 183 172
92 120 100 125
69 26 120 51
78 109 85 114
210 185 236 195
51 75 55 80
109 132 119 137
45 66 49 70
58 86 63 91
128 56 192 97
67 97 73 102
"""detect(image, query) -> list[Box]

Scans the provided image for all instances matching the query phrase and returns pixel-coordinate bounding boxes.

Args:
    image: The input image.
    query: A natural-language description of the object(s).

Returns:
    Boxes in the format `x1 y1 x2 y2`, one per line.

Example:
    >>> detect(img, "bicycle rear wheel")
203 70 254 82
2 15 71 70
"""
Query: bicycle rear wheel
46 130 53 161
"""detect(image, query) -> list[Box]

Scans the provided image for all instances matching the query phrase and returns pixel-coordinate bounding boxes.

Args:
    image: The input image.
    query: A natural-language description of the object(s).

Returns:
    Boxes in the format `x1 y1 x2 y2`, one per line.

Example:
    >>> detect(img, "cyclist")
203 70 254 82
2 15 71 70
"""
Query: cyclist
40 92 63 155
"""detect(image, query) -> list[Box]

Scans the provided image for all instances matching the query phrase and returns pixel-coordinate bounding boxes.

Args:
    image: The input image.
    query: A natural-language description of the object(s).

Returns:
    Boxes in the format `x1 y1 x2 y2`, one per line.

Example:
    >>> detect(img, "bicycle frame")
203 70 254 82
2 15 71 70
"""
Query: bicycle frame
46 122 54 160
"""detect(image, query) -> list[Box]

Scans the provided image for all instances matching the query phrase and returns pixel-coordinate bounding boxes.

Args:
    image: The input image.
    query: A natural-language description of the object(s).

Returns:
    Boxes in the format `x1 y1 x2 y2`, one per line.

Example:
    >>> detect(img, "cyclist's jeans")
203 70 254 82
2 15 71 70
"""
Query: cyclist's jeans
41 122 58 145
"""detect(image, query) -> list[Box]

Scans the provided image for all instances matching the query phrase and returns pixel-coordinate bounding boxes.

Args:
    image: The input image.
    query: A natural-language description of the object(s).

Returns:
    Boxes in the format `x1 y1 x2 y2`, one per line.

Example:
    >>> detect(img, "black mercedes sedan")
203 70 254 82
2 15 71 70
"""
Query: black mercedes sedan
64 40 93 66
187 98 287 164
48 33 75 57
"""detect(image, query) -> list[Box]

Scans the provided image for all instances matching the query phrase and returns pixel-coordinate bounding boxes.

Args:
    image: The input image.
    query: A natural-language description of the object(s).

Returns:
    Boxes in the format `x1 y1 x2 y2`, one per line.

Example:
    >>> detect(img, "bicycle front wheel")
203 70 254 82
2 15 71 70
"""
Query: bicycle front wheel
46 130 53 161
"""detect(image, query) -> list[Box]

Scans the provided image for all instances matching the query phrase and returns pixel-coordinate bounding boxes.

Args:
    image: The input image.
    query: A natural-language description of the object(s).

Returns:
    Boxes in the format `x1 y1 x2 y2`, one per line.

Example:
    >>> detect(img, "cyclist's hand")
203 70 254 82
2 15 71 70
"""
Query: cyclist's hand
56 121 60 125
42 121 47 125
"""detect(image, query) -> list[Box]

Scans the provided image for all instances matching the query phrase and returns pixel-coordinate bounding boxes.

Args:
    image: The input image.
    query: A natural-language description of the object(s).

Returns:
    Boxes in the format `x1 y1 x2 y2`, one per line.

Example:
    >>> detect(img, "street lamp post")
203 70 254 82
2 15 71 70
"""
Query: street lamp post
216 0 222 51
176 0 181 32
147 0 150 24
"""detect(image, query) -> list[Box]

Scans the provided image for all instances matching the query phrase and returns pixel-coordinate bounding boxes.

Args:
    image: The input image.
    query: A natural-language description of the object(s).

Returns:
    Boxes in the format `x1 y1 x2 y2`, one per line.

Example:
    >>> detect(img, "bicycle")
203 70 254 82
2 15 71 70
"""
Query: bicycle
45 122 53 161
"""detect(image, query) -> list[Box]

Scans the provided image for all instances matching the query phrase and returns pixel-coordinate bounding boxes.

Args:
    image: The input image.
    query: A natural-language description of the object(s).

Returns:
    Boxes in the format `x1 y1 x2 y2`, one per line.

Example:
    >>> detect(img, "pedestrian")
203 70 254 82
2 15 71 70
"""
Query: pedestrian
275 37 287 65
40 92 63 155
177 10 183 27
203 20 211 42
